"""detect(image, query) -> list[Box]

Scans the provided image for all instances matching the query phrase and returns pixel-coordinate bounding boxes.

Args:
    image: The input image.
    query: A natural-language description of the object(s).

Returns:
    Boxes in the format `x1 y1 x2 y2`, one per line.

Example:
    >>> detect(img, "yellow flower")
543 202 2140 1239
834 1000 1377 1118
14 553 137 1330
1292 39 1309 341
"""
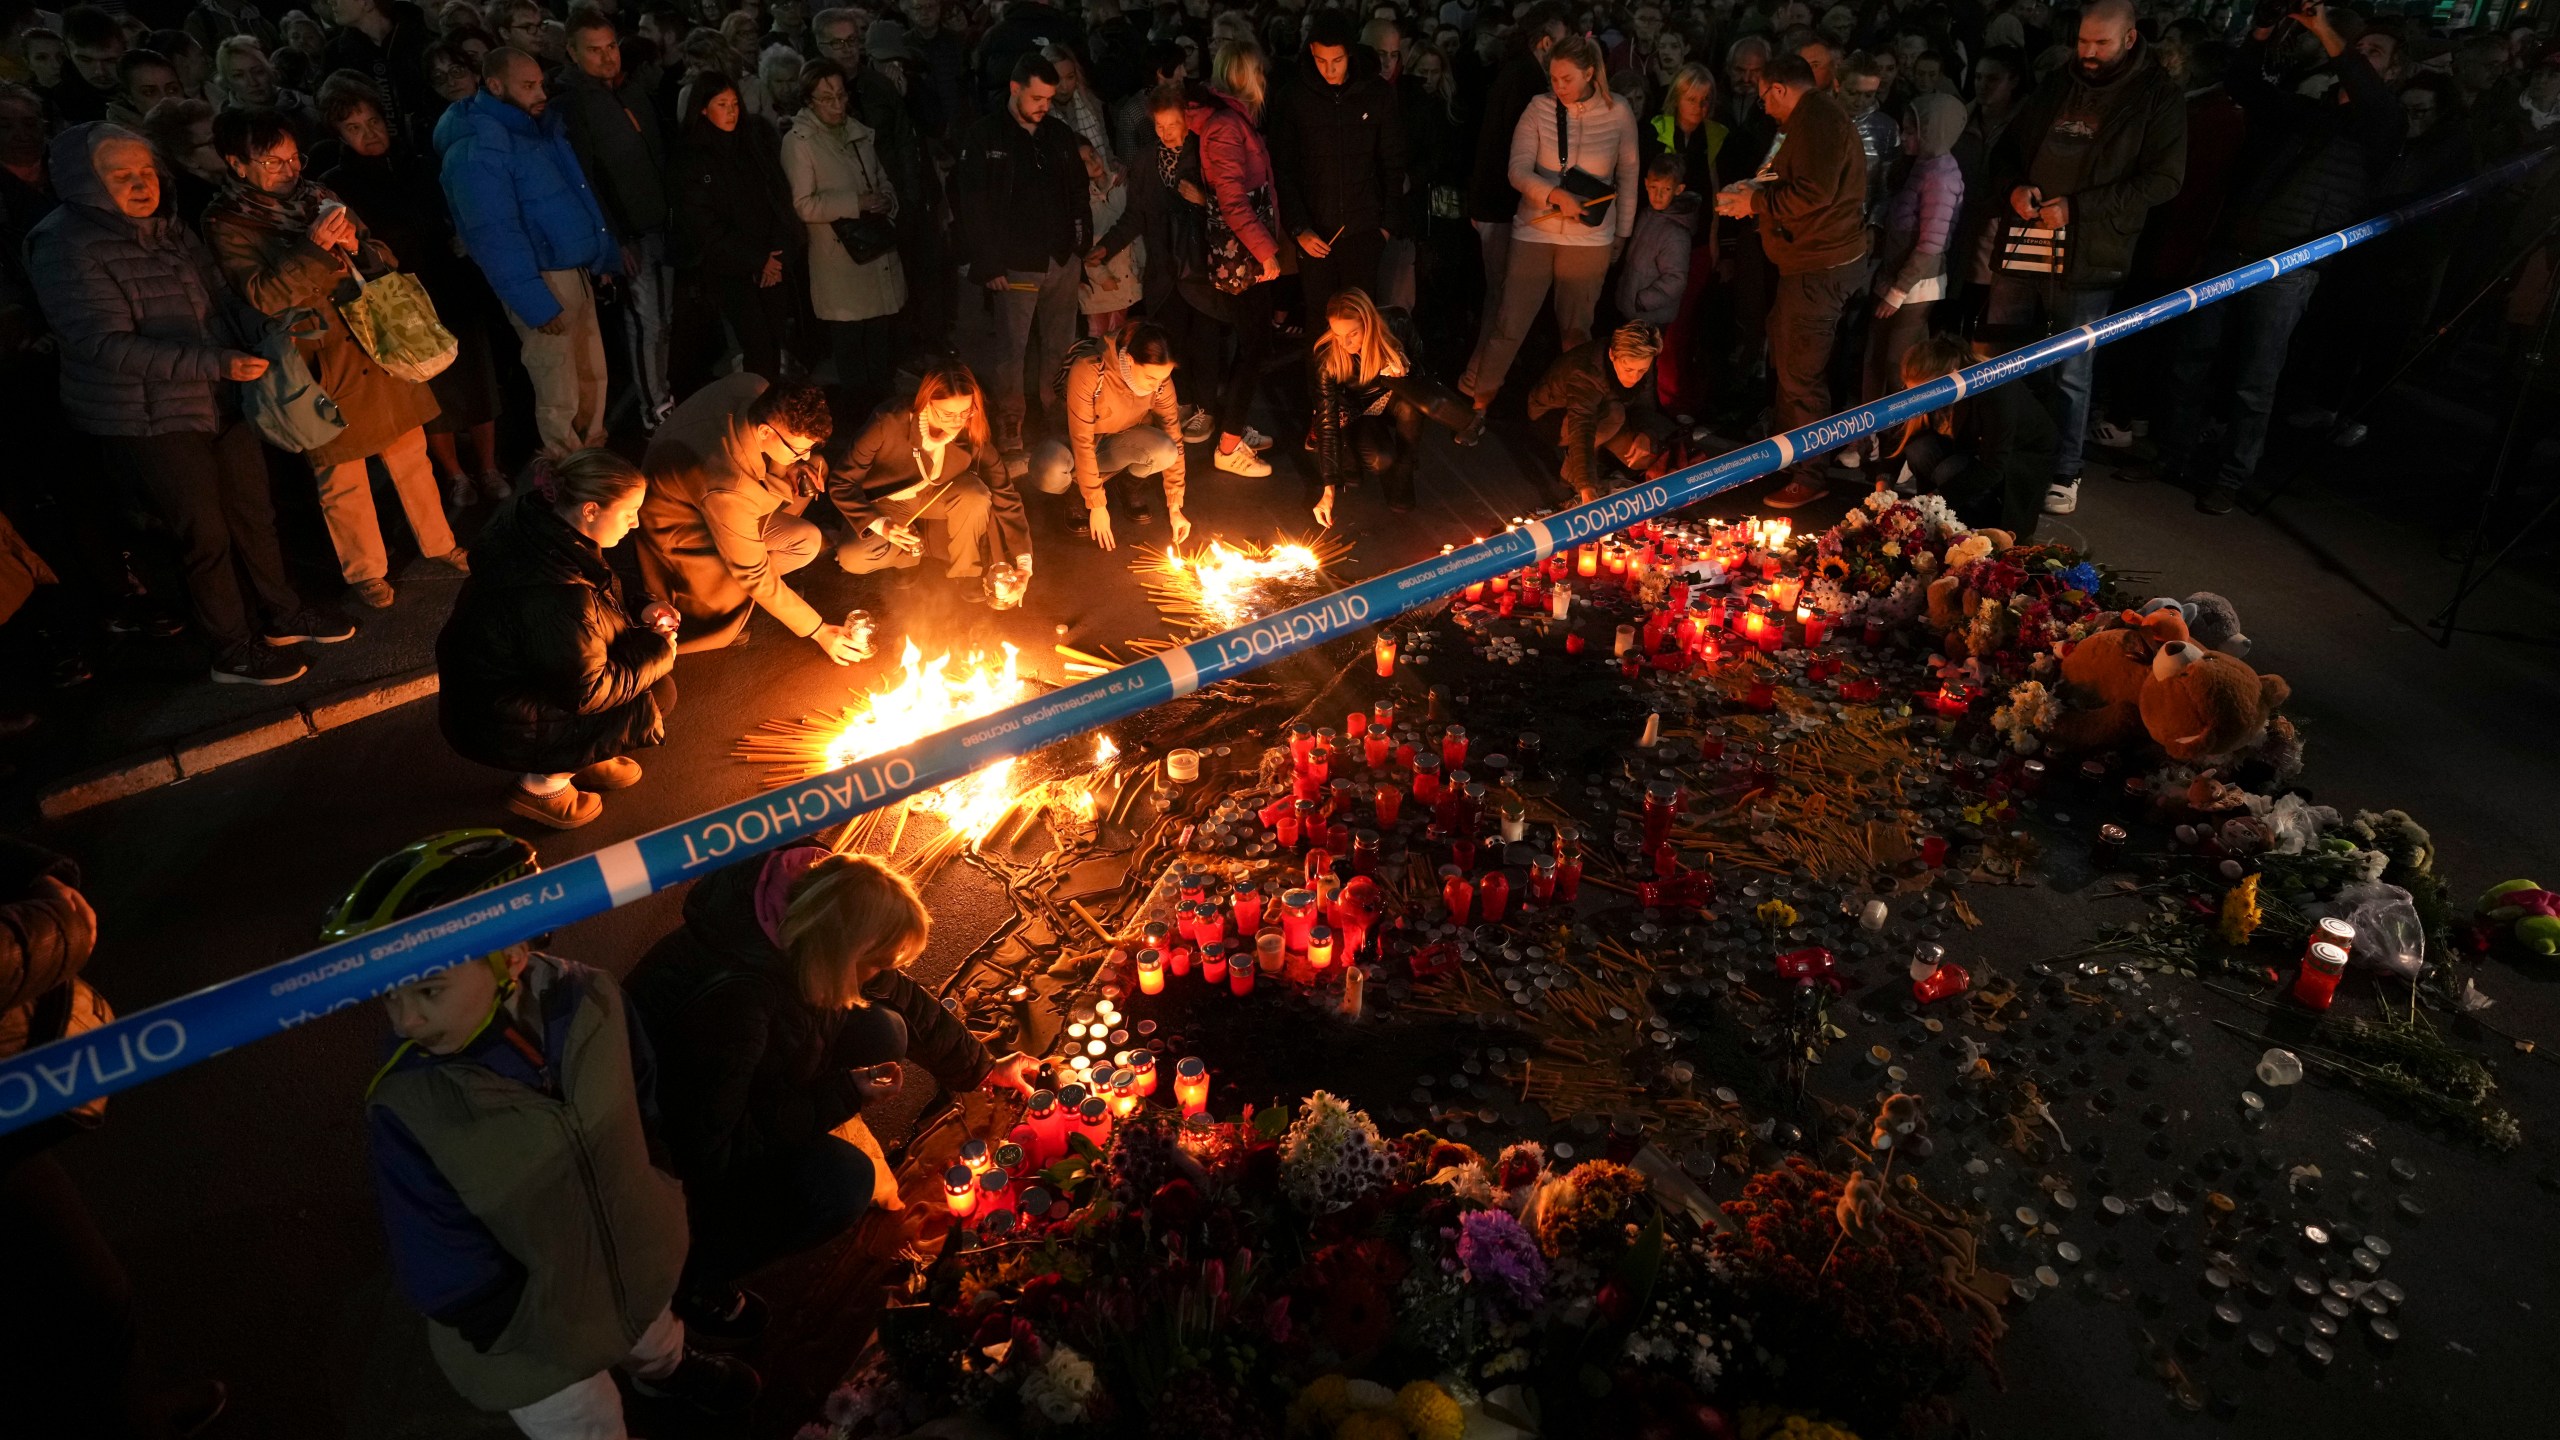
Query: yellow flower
1291 1375 1356 1432
2219 874 2262 946
1336 1413 1411 1440
1394 1382 1464 1440
1755 898 1799 929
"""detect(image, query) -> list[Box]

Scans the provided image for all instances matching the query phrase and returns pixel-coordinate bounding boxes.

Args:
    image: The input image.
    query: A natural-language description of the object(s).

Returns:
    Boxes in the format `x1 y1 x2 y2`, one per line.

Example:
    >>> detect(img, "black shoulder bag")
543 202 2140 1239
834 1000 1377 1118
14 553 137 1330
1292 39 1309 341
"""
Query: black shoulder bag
1551 100 1615 228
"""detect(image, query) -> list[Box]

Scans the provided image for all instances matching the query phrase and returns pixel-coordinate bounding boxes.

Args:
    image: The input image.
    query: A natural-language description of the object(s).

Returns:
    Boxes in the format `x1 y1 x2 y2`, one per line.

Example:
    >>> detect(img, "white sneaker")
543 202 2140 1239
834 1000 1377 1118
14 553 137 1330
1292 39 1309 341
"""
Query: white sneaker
2091 420 2136 450
1837 444 1862 470
1179 406 1217 444
2043 478 2081 515
1213 443 1272 477
1240 425 1274 452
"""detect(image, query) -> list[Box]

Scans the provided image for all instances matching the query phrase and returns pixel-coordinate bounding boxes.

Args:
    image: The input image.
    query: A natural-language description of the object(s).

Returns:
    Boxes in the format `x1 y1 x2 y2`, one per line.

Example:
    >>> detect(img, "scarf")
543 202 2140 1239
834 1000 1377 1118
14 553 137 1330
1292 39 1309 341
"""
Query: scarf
207 172 334 235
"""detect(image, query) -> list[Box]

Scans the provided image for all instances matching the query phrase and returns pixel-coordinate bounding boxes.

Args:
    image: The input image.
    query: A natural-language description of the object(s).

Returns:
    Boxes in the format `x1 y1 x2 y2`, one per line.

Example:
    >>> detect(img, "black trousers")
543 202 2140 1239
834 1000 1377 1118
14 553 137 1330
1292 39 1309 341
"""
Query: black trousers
1338 376 1469 507
0 1153 137 1439
95 418 300 649
707 268 797 384
1296 226 1387 317
1159 280 1280 439
679 1002 908 1294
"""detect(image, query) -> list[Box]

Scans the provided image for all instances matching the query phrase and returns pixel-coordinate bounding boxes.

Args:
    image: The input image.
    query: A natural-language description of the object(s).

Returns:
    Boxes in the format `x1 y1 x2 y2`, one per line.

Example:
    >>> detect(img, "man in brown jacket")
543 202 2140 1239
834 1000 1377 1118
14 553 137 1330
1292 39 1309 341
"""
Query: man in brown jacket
1718 52 1869 508
1028 323 1191 552
636 374 869 659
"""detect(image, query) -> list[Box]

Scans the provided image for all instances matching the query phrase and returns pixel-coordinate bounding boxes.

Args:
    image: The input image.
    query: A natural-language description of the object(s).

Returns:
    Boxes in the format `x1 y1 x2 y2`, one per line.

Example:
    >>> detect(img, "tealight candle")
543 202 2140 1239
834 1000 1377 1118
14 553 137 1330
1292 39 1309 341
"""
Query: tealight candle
1129 1050 1158 1097
1374 633 1398 677
1136 948 1165 994
945 1165 979 1218
1165 748 1201 782
1307 925 1335 970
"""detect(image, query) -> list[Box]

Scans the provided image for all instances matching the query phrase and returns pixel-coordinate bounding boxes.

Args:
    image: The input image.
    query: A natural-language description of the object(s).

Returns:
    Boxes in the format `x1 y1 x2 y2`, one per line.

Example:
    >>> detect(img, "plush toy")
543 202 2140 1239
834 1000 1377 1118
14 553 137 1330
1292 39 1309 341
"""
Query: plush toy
2476 881 2560 957
2049 609 2290 761
2140 591 2251 658
1921 529 2020 649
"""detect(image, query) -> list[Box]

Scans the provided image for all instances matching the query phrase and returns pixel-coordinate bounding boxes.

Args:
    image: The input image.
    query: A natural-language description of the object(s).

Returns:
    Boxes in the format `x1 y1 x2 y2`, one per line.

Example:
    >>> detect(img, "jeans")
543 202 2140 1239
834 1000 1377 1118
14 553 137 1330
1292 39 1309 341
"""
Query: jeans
1987 276 2112 478
974 259 1079 450
1463 240 1613 405
313 427 457 584
507 269 610 457
2158 265 2322 491
1769 258 1866 481
835 474 998 578
680 1006 907 1293
96 418 300 648
504 1306 684 1440
1031 424 1183 505
622 231 674 417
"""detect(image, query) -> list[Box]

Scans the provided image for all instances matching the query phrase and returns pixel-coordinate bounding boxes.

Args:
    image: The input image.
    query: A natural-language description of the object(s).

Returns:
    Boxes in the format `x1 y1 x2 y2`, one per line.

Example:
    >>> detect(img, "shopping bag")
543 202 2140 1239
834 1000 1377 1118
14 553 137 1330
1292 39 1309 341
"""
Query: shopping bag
1997 222 2068 277
239 309 347 455
339 269 459 383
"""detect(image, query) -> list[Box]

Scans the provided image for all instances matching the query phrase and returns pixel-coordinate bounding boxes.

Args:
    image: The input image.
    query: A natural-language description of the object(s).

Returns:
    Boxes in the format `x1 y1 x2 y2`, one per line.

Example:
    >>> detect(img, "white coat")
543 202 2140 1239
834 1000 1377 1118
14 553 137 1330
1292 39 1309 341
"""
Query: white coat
780 109 909 324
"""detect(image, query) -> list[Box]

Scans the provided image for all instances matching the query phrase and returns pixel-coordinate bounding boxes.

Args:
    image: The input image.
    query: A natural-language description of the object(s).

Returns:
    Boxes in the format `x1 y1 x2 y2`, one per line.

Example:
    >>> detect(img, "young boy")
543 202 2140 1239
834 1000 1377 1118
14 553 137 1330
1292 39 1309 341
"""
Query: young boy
342 830 756 1439
1614 152 1698 328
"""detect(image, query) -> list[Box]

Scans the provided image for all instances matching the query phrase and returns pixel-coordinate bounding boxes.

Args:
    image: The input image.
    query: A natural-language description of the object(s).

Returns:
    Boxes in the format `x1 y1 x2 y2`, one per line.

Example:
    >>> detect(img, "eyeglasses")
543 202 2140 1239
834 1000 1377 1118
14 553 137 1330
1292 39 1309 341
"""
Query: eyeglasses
248 153 302 174
772 427 816 465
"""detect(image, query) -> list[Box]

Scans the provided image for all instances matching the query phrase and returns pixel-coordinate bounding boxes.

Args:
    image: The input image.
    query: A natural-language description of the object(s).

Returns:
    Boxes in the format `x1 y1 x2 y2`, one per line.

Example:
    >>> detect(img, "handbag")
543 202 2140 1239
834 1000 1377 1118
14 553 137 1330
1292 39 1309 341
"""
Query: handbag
338 266 459 383
1551 100 1614 228
239 309 348 455
1203 181 1278 295
828 139 899 263
1997 221 2069 276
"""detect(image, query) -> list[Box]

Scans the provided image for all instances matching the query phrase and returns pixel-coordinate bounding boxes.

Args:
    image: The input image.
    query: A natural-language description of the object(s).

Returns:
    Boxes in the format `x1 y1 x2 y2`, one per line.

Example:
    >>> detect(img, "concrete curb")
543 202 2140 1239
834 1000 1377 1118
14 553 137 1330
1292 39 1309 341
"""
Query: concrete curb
38 665 440 821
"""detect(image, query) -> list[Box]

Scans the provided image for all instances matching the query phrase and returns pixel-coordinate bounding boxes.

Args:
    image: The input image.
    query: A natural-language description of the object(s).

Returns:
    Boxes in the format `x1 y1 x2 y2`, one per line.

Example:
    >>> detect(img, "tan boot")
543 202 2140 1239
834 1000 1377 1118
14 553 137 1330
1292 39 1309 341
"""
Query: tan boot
575 755 643 791
508 781 602 830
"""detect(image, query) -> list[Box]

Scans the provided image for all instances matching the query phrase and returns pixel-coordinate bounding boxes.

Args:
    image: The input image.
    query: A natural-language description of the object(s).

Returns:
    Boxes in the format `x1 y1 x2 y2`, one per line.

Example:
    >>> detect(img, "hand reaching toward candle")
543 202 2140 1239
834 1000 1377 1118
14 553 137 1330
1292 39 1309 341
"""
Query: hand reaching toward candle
981 1051 1039 1096
850 1061 905 1102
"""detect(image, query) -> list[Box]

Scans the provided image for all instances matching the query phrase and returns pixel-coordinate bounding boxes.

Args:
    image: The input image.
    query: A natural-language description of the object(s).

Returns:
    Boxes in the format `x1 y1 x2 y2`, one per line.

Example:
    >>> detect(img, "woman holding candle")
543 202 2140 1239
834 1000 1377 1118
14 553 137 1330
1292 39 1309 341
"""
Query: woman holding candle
1306 289 1470 522
625 850 1039 1341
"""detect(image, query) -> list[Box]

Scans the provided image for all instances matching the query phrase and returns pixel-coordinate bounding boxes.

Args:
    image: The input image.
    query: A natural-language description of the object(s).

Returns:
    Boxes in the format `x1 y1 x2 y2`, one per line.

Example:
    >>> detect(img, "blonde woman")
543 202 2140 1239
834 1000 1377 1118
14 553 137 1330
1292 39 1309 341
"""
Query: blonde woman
628 849 1040 1341
781 58 906 405
1458 33 1641 440
1640 62 1725 414
1182 40 1285 475
1307 288 1470 521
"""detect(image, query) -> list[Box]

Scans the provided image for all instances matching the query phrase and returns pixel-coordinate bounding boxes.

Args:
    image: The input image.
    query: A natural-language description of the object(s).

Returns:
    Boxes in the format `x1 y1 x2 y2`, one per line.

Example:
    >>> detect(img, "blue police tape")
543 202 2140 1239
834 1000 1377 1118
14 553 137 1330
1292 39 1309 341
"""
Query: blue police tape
3 149 2548 1136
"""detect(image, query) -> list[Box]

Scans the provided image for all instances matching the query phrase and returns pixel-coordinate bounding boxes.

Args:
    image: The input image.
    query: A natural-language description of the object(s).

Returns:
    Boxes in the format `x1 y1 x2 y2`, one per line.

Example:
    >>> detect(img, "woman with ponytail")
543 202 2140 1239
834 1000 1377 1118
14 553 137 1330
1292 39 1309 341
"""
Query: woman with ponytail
435 449 682 830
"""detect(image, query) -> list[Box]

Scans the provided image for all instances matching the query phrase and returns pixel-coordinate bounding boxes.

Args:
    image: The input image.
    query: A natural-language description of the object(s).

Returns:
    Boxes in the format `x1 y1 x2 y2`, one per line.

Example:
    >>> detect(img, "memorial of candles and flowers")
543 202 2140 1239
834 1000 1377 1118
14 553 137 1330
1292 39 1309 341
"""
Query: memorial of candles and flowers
782 496 2531 1440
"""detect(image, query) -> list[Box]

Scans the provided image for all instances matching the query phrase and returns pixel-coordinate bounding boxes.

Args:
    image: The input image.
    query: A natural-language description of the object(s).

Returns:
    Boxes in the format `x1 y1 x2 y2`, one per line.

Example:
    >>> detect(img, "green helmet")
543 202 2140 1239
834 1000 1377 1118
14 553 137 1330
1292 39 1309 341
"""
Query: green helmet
320 829 540 944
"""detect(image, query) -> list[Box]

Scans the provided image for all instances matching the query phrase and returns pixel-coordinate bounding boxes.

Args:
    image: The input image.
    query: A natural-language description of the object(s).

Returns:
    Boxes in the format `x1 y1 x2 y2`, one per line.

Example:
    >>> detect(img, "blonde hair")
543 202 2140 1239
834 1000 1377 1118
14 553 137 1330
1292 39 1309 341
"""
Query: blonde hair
1316 288 1408 386
1210 38 1267 119
778 855 930 1007
1546 32 1609 104
1657 62 1715 123
1893 334 1973 449
1610 321 1663 365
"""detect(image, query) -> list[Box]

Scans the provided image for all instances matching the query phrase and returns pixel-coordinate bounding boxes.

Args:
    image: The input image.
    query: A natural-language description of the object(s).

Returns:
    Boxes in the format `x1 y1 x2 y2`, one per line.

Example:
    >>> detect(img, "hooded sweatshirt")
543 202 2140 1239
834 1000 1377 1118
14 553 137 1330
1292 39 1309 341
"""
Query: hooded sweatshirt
1878 93 1968 306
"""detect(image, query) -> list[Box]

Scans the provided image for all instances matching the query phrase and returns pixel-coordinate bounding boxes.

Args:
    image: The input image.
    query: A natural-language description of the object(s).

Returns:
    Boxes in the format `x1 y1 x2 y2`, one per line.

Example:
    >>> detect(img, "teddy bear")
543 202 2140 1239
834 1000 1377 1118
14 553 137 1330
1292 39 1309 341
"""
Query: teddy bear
2048 609 2290 761
1921 528 2019 649
2140 591 2251 659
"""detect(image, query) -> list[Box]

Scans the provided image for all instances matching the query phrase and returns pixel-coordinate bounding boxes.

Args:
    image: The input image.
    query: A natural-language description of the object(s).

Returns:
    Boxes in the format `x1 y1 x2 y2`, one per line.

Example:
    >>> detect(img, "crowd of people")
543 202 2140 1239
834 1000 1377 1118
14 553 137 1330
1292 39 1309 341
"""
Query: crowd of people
1 0 2556 714
4 3 2560 1429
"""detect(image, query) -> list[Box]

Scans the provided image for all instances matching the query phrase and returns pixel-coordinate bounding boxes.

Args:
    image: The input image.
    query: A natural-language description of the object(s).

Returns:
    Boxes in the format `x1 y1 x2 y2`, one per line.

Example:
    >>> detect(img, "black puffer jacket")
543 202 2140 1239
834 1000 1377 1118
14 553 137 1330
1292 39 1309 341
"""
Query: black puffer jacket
669 113 802 278
1267 45 1410 240
1467 51 1549 223
623 846 994 1183
435 493 673 775
1310 306 1426 488
2220 41 2403 259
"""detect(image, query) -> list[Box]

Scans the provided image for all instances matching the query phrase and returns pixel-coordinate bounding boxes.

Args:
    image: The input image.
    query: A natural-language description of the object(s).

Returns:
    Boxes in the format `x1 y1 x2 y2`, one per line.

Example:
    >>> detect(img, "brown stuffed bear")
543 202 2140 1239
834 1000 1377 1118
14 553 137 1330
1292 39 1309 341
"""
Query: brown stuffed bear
2047 609 2187 752
1922 529 2021 653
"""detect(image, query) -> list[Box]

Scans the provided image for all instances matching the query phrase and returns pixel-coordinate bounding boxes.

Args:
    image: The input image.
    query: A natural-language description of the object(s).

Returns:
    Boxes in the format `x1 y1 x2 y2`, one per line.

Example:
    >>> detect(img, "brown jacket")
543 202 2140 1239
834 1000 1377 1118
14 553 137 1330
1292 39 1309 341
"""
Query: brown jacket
202 186 440 467
1750 89 1870 275
636 373 823 646
1058 334 1187 511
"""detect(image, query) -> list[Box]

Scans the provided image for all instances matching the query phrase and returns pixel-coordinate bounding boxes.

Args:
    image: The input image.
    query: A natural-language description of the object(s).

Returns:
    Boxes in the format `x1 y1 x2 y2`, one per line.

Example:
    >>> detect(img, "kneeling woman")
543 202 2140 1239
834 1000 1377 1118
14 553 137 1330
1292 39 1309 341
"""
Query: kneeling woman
624 850 1037 1340
1885 336 2055 540
435 450 679 831
1306 289 1471 523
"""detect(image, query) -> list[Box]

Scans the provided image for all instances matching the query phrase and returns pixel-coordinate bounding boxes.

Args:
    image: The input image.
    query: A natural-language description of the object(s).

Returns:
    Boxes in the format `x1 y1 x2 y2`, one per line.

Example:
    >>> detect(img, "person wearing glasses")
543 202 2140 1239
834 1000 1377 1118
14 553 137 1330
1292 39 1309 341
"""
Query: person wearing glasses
635 374 870 661
204 106 467 612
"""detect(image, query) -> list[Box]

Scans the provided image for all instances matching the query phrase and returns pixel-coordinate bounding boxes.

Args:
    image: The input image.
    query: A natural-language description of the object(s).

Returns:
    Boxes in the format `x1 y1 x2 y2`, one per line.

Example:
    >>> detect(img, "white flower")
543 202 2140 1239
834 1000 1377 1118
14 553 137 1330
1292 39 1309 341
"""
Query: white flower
1019 1346 1100 1425
1863 489 1897 513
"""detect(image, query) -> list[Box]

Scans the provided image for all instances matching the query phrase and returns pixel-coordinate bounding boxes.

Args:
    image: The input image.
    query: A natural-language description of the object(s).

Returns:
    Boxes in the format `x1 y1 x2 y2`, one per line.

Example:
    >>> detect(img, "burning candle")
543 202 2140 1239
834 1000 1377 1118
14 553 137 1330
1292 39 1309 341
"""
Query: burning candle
1374 632 1399 677
944 1165 980 1218
960 1138 992 1175
1741 611 1769 647
1477 870 1511 923
1174 1057 1211 1116
978 1169 1017 1218
1136 948 1165 994
1768 574 1803 612
1129 1050 1157 1097
1307 925 1335 970
1075 1096 1113 1149
1551 587 1573 619
1798 606 1828 644
1165 748 1200 782
1025 1091 1067 1165
1108 1070 1140 1118
1441 725 1468 770
1462 577 1486 602
1279 890 1319 950
1440 864 1475 923
1606 548 1628 579
1200 945 1229 985
1577 545 1600 578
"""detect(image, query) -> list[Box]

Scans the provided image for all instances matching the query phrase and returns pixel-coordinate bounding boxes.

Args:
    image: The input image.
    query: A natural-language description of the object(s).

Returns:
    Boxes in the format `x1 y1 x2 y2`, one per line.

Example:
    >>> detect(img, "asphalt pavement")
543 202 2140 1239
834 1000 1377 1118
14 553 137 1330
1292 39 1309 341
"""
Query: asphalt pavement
30 398 2560 1437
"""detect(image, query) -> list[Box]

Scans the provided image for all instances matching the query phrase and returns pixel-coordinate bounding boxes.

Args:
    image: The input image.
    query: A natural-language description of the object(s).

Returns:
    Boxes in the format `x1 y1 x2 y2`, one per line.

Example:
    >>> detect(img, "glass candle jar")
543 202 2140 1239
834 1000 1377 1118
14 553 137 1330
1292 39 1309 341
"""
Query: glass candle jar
944 1165 979 1218
1440 864 1475 924
1279 890 1318 950
2293 941 2348 1011
1307 925 1335 970
976 1167 1015 1217
1128 1050 1157 1097
1256 928 1286 973
1373 783 1402 827
1412 753 1442 803
1233 885 1265 934
1200 945 1229 986
1136 948 1165 994
1477 870 1511 923
1441 725 1469 771
1374 633 1398 677
1174 1057 1210 1116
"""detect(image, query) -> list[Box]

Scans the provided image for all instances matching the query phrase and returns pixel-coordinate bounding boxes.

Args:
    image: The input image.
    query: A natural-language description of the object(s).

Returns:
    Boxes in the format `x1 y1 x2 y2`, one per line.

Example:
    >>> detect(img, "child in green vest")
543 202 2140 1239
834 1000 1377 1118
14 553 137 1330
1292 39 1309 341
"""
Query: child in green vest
338 830 758 1439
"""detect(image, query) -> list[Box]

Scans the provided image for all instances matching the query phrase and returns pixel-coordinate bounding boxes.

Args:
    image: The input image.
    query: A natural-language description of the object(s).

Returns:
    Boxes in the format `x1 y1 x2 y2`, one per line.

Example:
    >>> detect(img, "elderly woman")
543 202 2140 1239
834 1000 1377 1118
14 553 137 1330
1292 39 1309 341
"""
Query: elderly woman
24 122 340 686
625 850 1039 1342
779 58 905 408
435 448 678 830
202 107 464 610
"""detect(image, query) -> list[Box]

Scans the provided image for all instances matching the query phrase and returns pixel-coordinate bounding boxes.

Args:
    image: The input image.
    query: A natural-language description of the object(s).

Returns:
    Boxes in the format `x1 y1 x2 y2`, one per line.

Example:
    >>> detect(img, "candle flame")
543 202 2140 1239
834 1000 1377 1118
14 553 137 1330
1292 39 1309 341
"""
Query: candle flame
1151 537 1328 629
821 638 1028 840
1094 733 1119 766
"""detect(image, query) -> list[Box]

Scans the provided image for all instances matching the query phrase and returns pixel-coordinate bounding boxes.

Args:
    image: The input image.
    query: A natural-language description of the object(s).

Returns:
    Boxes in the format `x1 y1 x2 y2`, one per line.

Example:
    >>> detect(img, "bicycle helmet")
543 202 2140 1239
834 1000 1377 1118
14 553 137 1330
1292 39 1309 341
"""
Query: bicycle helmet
321 829 540 943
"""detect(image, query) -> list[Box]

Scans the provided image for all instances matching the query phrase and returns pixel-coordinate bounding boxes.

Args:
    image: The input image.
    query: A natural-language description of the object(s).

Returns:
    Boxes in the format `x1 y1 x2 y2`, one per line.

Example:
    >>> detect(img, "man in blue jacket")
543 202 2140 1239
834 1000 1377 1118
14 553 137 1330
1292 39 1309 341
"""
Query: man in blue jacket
437 47 621 457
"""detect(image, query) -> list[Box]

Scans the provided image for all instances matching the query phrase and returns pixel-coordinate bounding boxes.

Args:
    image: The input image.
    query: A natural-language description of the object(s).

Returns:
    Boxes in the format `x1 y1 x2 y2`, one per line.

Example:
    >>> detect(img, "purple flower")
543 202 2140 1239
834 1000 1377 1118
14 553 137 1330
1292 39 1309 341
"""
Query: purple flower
1457 1209 1549 1312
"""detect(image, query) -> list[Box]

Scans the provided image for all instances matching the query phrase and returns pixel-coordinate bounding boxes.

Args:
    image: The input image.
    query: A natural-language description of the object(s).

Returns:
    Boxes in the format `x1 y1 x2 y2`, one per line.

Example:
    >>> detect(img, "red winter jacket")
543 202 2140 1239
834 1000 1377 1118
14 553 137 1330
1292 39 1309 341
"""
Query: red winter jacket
1187 89 1282 269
